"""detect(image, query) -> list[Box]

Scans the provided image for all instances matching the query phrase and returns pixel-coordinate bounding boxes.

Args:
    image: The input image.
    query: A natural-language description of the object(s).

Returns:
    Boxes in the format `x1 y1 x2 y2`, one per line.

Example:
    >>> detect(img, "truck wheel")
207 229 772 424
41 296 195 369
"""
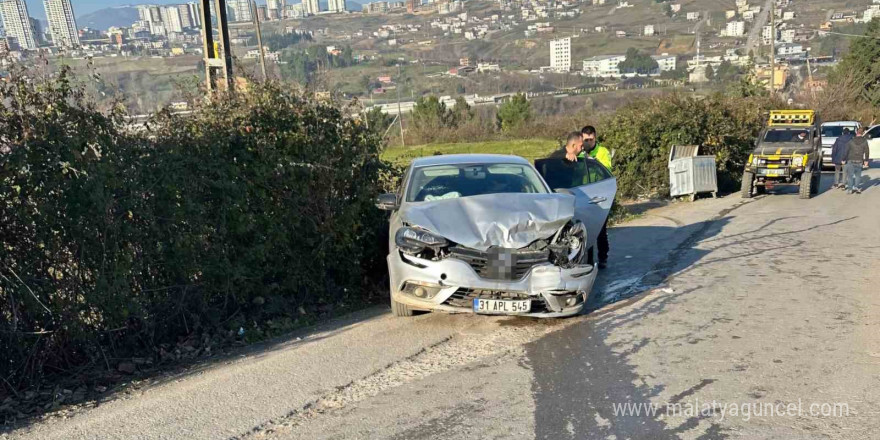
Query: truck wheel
756 184 766 195
741 171 754 198
799 172 813 199
810 172 820 195
391 296 414 317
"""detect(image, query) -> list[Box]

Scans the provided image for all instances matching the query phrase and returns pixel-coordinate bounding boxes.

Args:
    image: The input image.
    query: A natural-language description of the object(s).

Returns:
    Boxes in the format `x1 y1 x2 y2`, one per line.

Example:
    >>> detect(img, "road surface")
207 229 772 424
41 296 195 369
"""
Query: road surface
745 0 775 58
6 167 880 440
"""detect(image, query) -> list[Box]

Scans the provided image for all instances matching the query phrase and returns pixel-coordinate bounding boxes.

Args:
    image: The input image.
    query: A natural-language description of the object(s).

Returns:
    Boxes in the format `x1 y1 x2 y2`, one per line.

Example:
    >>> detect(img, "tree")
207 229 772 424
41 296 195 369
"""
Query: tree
450 96 473 126
705 64 715 80
618 48 660 75
496 93 531 131
829 18 880 106
411 95 454 130
364 106 394 135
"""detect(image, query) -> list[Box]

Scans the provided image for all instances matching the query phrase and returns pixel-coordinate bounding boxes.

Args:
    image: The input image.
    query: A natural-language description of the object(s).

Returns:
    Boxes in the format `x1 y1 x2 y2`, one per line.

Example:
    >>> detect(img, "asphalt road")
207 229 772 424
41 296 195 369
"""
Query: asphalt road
7 167 880 440
745 0 774 58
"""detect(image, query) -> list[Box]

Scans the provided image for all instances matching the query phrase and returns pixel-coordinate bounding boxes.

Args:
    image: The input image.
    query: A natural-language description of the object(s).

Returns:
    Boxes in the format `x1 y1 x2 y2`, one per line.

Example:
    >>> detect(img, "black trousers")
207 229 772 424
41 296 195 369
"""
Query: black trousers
597 218 609 263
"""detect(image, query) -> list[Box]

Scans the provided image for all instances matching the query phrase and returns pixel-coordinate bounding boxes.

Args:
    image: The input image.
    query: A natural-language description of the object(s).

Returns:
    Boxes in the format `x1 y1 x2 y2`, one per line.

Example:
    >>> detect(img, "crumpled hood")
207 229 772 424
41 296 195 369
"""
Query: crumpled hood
399 193 575 251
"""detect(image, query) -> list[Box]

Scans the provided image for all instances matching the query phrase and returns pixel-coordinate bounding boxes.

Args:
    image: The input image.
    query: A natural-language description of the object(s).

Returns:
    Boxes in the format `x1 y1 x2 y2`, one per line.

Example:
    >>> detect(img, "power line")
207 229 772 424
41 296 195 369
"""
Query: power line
817 29 880 39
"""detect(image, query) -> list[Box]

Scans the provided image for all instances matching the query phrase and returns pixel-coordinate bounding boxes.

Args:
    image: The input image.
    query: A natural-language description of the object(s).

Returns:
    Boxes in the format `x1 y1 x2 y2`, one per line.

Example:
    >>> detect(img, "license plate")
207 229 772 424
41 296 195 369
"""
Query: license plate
762 169 784 176
473 299 531 314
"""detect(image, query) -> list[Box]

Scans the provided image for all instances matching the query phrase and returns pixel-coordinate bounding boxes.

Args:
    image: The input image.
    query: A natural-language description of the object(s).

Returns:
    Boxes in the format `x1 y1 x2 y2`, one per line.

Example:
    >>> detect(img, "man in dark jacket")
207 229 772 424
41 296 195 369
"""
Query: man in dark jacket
843 127 870 194
830 128 853 189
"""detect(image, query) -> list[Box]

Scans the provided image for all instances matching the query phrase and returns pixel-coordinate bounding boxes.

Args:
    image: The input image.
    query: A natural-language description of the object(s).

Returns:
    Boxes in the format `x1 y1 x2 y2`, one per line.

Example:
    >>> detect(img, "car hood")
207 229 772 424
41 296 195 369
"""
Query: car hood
399 193 575 251
753 143 813 155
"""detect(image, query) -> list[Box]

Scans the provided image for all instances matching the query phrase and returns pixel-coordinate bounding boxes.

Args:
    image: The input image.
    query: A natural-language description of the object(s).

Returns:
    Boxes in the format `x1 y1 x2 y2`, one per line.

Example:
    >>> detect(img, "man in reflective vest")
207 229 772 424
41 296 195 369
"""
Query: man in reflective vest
578 125 612 269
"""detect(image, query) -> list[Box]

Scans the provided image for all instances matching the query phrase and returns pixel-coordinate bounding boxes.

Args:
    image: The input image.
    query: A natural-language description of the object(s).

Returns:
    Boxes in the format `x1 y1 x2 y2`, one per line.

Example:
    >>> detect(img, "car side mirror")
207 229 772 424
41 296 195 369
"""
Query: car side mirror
554 188 574 195
375 193 399 211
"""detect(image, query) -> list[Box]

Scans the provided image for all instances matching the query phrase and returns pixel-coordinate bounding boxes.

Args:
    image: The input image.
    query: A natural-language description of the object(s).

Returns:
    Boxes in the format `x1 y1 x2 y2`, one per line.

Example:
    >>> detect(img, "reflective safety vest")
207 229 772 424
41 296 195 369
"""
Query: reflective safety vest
578 143 612 170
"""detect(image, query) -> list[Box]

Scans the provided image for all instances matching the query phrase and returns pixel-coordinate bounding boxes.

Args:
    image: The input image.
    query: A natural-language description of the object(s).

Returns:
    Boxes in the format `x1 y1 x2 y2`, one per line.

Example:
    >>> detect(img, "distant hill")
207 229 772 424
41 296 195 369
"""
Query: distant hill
77 1 371 31
78 6 139 31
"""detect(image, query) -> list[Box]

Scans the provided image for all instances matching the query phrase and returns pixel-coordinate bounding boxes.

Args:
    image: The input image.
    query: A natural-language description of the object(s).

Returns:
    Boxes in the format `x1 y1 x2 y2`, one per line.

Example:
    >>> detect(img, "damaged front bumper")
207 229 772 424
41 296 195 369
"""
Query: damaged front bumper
387 250 597 318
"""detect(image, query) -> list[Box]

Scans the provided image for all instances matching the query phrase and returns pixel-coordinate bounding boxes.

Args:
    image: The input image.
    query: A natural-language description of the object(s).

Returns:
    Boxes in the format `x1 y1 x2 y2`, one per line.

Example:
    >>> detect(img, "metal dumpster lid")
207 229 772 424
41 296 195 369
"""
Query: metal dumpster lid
669 145 700 161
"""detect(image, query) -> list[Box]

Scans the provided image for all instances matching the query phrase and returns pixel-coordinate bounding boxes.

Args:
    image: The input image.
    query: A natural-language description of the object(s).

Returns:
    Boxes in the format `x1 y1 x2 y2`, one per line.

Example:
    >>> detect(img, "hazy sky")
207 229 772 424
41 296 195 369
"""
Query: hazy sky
24 1 270 21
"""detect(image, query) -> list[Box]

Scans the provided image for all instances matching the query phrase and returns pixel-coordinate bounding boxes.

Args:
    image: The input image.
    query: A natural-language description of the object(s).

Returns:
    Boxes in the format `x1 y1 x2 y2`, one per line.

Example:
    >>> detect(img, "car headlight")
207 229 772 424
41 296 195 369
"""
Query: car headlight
550 221 587 267
395 227 448 254
792 155 804 167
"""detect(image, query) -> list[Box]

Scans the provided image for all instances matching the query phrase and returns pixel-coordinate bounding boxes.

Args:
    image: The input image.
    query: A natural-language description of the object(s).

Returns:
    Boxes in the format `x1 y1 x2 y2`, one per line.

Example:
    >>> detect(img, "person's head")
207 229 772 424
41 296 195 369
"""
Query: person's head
842 127 851 135
797 131 807 139
581 125 597 149
565 132 584 155
857 126 866 136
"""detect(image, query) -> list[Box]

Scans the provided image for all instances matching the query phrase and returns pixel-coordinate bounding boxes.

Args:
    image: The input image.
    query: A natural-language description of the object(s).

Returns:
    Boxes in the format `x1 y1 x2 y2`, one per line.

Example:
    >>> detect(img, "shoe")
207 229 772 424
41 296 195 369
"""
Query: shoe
854 188 862 194
598 261 608 269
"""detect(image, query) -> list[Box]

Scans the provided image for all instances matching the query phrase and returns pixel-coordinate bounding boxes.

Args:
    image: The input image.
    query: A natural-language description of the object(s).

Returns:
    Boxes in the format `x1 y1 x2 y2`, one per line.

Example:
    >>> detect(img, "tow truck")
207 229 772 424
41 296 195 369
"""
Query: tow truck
741 110 822 199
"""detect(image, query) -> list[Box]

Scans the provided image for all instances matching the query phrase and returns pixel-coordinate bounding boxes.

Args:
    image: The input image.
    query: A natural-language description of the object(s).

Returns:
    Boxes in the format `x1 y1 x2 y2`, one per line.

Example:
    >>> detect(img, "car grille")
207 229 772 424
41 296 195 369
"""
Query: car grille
447 246 549 281
443 288 551 314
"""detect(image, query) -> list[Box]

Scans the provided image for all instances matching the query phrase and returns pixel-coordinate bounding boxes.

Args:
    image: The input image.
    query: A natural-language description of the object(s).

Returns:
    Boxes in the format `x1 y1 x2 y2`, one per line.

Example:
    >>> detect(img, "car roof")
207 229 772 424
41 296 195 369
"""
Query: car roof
821 121 861 127
409 154 532 167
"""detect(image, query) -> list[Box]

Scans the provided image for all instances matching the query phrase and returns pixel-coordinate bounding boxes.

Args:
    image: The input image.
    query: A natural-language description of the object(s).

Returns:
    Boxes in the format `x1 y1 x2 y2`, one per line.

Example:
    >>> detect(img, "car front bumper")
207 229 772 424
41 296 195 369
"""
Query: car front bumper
387 250 597 318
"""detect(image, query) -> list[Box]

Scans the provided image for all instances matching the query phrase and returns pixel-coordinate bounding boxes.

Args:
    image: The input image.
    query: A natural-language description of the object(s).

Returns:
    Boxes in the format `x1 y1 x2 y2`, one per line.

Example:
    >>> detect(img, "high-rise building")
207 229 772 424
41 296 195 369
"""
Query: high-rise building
187 2 202 27
550 37 571 72
160 5 184 33
228 0 253 22
267 0 285 19
0 0 37 50
43 0 79 48
177 4 194 29
302 0 320 15
328 0 346 13
30 17 44 44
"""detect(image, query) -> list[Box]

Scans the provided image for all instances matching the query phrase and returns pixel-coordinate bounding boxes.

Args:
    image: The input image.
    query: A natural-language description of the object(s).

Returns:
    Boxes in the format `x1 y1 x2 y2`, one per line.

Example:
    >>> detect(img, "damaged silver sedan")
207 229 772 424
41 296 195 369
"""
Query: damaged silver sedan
376 154 616 318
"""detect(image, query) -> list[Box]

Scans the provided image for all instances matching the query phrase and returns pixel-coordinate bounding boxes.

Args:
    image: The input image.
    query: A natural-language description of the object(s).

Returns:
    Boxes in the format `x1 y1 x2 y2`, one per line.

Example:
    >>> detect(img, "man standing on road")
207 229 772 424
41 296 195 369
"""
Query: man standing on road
843 127 870 194
579 125 612 269
830 128 853 189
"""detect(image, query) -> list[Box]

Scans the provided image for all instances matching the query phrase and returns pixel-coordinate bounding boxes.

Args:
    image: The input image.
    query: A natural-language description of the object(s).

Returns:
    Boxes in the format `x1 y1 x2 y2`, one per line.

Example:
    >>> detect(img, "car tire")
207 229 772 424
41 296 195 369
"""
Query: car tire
390 296 414 317
799 172 813 199
756 184 766 195
741 171 754 198
810 172 820 195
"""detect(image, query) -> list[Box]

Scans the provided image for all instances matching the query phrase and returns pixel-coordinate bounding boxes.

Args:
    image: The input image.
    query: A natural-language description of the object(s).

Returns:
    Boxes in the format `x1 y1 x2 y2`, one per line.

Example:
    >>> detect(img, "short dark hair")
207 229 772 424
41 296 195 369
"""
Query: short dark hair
566 132 582 144
842 127 851 134
580 125 597 136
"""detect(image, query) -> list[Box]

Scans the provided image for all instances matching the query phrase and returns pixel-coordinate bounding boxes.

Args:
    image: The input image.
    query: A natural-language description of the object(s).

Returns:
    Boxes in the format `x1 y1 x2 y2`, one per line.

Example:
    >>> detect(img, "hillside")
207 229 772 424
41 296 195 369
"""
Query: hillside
78 6 139 31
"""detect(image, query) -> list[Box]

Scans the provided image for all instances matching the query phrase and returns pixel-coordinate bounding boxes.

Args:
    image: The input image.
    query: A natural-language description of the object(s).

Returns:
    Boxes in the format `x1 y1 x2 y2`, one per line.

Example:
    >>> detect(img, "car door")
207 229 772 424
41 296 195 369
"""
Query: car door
868 126 880 161
534 158 617 247
570 160 617 246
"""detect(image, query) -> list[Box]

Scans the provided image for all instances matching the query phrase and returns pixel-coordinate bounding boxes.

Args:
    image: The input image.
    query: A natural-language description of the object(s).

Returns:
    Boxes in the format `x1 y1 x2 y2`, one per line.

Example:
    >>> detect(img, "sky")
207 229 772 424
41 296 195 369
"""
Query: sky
24 1 271 22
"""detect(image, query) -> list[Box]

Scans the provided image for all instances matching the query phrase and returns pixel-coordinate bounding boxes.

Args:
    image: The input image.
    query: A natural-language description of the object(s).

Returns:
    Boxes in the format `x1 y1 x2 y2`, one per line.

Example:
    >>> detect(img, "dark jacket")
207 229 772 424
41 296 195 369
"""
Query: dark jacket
830 132 853 165
845 136 869 162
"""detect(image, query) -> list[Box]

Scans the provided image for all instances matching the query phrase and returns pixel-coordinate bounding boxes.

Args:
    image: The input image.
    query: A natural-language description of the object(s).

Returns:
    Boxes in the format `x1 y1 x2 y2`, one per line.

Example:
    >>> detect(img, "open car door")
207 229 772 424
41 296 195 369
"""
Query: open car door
535 158 617 247
868 126 880 161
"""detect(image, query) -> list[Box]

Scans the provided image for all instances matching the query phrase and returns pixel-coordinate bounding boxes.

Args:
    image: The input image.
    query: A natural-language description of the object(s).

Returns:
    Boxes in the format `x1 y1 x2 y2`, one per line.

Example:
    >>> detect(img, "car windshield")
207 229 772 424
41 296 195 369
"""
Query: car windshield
821 126 854 137
764 129 810 143
406 163 548 202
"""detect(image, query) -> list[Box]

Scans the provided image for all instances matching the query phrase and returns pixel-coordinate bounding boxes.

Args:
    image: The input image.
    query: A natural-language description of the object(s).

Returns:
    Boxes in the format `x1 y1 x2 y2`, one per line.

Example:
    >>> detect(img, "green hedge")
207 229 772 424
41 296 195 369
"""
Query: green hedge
0 69 389 393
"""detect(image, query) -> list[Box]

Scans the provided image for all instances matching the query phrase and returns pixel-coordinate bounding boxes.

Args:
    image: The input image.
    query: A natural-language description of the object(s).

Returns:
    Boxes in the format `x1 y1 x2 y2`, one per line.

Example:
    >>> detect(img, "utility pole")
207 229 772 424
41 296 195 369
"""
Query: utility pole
251 0 268 81
769 1 776 95
201 0 234 91
396 64 405 147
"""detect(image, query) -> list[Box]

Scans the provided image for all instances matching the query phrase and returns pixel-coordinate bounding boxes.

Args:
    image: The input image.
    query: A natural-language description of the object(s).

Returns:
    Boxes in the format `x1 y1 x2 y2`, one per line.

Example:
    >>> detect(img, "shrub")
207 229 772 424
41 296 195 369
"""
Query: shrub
0 68 388 394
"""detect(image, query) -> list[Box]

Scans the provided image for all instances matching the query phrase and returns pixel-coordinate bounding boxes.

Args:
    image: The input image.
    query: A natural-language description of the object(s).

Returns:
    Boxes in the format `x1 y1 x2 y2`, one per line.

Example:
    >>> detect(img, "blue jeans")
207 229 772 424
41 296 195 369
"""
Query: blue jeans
844 161 862 191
